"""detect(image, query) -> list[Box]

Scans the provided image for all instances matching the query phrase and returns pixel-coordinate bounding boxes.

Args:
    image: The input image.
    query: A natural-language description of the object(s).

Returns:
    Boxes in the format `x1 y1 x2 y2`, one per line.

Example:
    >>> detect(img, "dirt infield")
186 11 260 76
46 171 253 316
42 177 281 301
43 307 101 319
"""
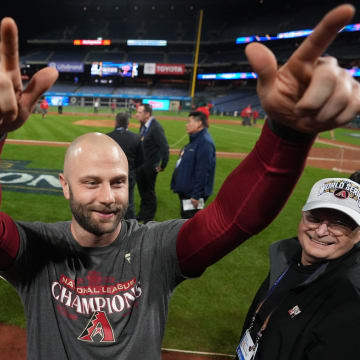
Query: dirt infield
5 136 360 173
56 111 244 125
72 117 360 173
0 326 235 360
0 324 26 360
72 116 245 128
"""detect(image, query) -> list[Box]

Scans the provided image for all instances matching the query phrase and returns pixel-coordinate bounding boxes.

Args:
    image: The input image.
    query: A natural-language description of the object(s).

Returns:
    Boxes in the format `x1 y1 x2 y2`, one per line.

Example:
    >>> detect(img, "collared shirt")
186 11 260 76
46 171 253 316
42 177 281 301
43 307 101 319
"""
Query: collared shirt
143 117 154 130
140 117 154 137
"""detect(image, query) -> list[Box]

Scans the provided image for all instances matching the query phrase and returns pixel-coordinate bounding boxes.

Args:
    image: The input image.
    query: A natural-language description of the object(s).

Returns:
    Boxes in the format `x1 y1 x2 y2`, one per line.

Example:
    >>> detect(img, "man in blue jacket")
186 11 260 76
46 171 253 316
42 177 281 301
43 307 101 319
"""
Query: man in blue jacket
171 111 216 218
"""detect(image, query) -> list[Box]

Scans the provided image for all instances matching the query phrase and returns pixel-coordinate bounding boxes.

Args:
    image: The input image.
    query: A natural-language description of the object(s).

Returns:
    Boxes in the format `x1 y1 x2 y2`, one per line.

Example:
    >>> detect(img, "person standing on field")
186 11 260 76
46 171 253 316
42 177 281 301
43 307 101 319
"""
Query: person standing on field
107 112 144 219
171 111 216 218
40 98 49 118
241 104 252 126
135 103 169 223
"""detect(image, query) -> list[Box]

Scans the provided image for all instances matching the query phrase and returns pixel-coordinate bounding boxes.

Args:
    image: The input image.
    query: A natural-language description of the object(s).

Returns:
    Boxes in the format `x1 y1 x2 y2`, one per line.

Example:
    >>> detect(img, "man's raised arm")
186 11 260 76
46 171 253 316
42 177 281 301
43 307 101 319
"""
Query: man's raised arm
0 17 58 267
176 4 360 276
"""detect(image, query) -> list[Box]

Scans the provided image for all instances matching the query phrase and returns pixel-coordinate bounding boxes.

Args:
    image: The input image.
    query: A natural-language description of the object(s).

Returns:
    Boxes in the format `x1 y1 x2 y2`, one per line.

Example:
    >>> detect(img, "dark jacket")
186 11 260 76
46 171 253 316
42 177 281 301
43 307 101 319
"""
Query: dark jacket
140 118 169 170
239 237 360 360
107 128 144 177
171 128 216 199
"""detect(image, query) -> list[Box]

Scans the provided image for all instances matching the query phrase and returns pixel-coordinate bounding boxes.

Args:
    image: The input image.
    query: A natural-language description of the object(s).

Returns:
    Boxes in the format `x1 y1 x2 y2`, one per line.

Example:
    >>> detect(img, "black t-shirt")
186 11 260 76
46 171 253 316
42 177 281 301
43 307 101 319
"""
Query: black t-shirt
250 260 322 340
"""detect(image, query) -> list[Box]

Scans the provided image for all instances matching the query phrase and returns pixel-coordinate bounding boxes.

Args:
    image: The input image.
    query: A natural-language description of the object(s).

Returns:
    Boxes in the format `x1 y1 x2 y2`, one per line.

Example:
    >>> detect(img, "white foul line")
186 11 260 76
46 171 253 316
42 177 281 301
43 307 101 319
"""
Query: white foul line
162 348 235 358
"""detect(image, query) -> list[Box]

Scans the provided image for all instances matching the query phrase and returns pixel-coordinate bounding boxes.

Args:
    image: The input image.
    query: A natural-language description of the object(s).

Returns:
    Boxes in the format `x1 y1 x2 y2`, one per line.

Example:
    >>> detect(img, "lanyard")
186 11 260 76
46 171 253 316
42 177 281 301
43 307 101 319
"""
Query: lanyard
247 266 290 351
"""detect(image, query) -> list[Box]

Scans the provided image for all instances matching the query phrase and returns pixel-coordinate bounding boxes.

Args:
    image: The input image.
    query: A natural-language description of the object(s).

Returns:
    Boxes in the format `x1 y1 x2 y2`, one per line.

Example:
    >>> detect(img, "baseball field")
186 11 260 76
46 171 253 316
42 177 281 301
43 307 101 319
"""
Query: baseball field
0 107 359 358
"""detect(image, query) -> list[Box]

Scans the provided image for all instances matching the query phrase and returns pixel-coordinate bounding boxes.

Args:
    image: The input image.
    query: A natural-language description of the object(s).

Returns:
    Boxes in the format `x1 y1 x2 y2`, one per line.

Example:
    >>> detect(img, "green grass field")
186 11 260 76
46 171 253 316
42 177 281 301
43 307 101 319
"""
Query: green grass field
0 109 357 354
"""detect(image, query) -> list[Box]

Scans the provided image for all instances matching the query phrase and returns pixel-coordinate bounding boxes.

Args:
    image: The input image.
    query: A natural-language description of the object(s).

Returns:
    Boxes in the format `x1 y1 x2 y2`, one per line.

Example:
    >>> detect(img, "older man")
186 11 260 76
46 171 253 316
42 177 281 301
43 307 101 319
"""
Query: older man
238 178 360 360
1 5 360 359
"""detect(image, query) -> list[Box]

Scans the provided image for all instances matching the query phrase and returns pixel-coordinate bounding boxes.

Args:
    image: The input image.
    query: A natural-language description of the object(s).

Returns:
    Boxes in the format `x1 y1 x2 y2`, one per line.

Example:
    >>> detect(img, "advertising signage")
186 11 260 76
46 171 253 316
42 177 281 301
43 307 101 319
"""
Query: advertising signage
48 62 84 73
142 99 170 111
197 72 258 80
45 96 70 106
144 63 185 75
74 39 111 46
127 39 167 46
91 62 138 77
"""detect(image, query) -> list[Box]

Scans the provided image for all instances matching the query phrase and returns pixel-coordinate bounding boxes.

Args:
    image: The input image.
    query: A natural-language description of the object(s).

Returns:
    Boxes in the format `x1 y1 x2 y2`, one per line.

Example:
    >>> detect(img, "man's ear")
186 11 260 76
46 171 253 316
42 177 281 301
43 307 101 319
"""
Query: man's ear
353 228 360 245
59 173 70 200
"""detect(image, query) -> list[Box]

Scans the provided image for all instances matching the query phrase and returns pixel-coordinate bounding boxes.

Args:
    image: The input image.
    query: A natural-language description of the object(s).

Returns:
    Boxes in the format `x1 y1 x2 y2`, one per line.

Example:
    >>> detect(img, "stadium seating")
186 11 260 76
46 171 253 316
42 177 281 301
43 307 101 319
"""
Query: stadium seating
49 51 87 62
112 86 150 96
211 89 260 113
86 51 126 62
126 52 165 63
49 83 80 92
21 51 54 64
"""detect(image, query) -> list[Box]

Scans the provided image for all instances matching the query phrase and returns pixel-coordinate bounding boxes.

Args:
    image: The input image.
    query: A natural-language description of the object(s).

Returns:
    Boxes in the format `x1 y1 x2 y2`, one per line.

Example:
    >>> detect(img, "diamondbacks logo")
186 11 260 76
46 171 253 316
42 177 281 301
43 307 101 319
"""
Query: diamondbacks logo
334 189 349 199
78 311 115 343
0 159 62 195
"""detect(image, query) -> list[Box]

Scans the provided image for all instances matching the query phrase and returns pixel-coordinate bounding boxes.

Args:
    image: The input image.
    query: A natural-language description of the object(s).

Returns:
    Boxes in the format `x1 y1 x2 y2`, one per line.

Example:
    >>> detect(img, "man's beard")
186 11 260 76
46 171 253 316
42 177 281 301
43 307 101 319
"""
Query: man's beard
69 187 128 237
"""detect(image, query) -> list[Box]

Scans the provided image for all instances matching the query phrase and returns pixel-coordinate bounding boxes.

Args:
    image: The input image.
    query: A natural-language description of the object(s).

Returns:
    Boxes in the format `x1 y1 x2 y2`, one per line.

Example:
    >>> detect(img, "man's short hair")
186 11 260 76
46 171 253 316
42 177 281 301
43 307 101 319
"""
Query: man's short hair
115 112 130 128
189 111 208 128
141 103 152 116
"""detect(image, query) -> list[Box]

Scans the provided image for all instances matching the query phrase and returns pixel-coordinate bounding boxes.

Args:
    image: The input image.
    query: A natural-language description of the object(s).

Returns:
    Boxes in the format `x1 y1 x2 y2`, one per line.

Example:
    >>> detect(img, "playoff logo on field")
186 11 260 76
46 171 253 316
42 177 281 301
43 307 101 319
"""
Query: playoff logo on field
0 159 62 195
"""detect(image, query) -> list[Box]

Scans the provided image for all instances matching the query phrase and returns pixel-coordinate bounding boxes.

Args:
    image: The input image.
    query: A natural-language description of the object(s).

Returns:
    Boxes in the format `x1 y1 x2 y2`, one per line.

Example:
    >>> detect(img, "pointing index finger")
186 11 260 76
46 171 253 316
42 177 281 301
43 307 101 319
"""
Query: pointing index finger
289 4 355 65
0 17 20 72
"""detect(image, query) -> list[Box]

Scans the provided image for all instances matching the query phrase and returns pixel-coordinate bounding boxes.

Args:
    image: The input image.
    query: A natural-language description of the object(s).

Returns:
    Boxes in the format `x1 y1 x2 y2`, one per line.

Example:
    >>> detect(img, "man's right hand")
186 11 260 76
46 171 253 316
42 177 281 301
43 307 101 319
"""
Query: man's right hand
0 17 58 133
245 4 360 134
